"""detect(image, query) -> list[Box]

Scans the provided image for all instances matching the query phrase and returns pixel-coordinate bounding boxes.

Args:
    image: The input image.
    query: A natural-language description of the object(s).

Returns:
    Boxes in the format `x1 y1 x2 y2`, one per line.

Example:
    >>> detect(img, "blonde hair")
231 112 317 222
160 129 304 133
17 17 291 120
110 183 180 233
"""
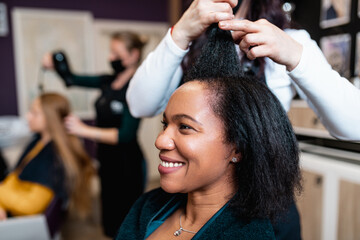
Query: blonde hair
111 31 147 62
39 93 95 217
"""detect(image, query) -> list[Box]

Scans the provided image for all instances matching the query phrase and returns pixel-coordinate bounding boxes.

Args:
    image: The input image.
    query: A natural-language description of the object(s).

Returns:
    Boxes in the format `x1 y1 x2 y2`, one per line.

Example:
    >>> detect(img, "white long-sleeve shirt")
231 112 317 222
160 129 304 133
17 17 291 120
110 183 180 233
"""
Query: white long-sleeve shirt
127 29 360 141
287 31 360 141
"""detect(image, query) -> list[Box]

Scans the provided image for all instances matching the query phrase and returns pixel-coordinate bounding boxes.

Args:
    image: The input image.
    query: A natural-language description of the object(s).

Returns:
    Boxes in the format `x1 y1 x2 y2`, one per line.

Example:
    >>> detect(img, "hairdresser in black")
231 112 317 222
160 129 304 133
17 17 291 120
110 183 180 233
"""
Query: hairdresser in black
42 31 147 238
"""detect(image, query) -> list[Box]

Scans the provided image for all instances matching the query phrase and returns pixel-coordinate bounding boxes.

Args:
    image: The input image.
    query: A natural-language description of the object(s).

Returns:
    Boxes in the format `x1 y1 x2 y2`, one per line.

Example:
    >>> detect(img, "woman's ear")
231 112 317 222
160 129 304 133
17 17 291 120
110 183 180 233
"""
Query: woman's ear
231 153 242 163
230 146 242 163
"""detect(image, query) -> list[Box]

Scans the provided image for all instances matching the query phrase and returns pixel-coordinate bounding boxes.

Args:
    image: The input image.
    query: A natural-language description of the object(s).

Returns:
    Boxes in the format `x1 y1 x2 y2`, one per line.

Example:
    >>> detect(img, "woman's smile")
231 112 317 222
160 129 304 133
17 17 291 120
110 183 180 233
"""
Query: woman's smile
158 155 185 174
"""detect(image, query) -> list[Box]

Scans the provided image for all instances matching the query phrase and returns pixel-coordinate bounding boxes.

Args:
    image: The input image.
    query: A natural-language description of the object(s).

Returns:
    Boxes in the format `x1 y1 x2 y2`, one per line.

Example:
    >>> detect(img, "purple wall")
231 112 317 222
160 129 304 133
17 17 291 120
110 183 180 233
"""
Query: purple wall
0 0 169 115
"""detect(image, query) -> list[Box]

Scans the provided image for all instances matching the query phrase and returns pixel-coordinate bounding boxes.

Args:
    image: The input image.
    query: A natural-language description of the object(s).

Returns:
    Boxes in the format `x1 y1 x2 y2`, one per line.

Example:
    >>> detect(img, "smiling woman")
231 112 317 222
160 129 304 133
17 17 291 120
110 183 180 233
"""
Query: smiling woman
115 24 301 240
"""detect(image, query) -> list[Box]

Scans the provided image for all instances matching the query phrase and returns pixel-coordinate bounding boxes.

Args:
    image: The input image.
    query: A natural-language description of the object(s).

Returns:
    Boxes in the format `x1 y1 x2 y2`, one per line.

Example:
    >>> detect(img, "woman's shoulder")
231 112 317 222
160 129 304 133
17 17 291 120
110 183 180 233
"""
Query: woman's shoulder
34 141 60 166
18 141 64 187
237 218 275 239
210 206 275 239
214 217 274 239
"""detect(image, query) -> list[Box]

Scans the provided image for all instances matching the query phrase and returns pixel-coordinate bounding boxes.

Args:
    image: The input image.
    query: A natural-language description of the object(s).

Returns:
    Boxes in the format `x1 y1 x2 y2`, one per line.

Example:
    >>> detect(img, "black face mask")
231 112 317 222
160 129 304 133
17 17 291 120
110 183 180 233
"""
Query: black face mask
110 59 126 74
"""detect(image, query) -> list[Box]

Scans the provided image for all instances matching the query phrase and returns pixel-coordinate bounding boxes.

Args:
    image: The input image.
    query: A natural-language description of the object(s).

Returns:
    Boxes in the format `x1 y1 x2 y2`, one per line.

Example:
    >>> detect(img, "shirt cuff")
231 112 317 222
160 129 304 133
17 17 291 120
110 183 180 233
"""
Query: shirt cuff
288 44 309 79
165 28 190 57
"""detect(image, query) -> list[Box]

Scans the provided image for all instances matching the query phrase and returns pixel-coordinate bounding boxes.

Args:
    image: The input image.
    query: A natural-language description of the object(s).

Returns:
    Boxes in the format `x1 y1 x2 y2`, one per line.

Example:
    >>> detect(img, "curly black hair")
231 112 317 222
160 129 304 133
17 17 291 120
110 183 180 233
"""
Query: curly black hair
184 24 301 222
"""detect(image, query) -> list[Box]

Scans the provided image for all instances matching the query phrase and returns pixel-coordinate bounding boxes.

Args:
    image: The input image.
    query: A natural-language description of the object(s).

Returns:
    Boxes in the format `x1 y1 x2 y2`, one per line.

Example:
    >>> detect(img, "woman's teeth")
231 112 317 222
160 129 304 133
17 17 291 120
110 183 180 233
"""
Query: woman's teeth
161 161 183 168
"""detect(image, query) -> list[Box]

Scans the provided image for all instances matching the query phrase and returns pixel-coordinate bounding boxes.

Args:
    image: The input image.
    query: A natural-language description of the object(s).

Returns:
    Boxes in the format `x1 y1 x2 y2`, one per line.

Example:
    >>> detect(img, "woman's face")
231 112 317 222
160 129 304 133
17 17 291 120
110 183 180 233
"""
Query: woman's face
155 81 237 194
109 39 139 67
26 98 47 133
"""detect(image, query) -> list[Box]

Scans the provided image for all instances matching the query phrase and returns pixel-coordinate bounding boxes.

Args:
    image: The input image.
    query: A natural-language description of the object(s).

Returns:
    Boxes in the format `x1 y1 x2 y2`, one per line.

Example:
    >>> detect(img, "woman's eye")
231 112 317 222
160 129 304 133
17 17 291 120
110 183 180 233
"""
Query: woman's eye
161 120 168 130
179 124 193 131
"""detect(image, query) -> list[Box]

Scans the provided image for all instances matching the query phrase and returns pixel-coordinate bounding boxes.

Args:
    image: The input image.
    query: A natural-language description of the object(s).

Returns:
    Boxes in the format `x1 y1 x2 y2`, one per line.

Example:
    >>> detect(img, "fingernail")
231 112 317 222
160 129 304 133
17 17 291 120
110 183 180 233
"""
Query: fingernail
219 22 227 28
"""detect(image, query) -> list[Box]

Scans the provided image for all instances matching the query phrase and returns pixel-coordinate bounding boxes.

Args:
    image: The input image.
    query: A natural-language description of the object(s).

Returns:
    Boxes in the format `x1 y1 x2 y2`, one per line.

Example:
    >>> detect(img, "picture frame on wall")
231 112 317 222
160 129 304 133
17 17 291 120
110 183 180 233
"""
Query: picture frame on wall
320 33 351 78
320 0 351 28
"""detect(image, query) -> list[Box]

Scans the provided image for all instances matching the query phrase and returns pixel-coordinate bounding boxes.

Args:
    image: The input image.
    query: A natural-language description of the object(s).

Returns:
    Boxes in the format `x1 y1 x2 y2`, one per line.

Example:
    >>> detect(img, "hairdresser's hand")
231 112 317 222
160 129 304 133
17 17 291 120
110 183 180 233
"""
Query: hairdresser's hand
219 19 303 71
0 207 7 221
172 0 237 50
64 115 89 138
42 52 54 70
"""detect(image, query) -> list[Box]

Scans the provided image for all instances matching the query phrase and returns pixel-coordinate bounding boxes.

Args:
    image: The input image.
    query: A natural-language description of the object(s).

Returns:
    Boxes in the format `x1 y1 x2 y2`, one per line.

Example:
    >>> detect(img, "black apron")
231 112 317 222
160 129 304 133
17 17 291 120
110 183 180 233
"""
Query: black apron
95 79 145 237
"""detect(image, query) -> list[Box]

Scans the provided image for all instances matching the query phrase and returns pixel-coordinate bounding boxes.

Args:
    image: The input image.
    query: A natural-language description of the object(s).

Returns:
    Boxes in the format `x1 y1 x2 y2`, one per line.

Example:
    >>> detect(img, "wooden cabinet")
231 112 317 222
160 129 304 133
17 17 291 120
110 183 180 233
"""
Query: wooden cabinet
288 100 326 131
296 170 324 240
337 180 360 240
298 151 360 240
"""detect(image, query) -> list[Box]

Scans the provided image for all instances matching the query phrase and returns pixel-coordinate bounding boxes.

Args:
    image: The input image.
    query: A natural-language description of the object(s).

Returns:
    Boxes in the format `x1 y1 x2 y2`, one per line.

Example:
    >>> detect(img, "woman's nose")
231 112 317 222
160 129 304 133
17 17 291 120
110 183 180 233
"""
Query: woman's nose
155 130 175 151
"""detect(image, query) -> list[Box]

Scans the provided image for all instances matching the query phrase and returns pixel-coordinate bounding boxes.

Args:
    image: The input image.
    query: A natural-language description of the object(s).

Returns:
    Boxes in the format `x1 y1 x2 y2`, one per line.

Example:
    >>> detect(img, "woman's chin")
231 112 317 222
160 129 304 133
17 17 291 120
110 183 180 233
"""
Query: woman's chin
160 180 182 194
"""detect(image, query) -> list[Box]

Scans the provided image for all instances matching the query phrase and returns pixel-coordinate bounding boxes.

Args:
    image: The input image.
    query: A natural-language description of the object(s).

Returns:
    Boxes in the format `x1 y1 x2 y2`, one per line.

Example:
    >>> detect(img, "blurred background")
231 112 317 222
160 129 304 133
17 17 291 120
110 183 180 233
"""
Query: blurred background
0 0 359 240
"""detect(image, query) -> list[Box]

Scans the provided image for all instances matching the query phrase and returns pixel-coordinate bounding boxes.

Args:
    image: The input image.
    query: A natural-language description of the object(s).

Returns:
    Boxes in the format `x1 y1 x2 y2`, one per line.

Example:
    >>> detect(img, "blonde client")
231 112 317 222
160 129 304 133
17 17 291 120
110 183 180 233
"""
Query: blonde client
0 93 94 220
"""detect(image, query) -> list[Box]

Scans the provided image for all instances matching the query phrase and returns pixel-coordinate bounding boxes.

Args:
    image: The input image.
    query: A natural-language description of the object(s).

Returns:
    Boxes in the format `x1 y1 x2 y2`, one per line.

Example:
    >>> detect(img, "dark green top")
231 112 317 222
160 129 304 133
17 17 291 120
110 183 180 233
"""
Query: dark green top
116 188 275 240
